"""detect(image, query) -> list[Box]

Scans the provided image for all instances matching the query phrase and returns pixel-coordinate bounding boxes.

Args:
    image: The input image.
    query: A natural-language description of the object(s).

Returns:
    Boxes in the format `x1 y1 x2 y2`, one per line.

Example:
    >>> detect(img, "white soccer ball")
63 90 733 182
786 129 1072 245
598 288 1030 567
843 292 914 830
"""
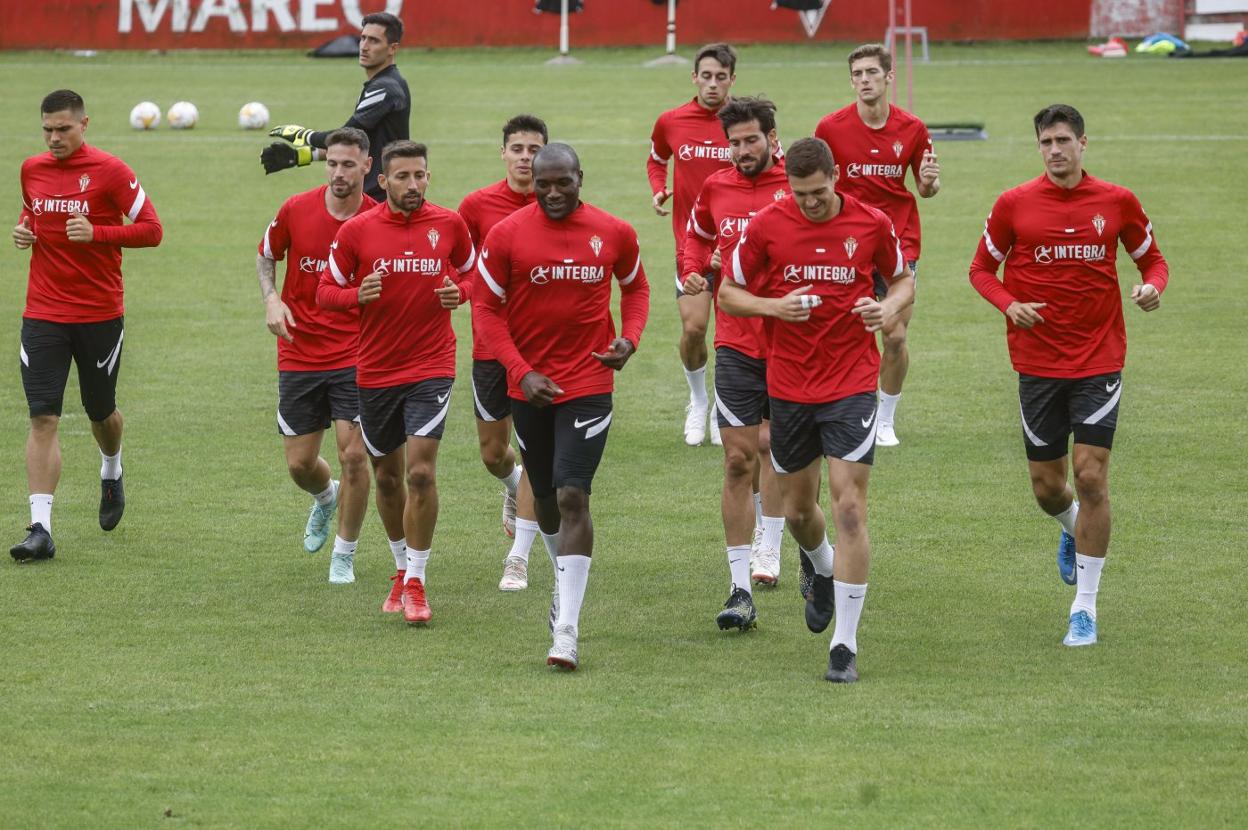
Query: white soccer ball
238 101 270 131
167 101 199 130
129 101 161 130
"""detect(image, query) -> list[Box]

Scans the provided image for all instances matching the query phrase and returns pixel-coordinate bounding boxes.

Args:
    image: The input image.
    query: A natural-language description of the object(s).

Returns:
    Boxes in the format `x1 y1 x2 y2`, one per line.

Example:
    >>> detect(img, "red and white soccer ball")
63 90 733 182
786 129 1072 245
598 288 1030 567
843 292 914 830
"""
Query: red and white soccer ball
238 102 270 131
129 101 161 130
168 101 199 130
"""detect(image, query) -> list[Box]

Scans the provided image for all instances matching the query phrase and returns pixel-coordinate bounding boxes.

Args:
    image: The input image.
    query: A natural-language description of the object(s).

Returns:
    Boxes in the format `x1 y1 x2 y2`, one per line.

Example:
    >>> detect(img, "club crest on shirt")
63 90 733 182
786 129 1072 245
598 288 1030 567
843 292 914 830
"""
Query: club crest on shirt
892 141 904 158
427 228 440 249
774 189 786 201
589 234 603 257
1092 214 1106 237
78 174 90 192
843 236 858 258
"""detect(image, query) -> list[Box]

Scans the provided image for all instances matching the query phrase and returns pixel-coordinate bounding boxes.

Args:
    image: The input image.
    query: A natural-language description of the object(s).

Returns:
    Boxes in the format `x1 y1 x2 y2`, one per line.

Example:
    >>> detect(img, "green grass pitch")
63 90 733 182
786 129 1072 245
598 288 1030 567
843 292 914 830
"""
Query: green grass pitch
0 41 1245 827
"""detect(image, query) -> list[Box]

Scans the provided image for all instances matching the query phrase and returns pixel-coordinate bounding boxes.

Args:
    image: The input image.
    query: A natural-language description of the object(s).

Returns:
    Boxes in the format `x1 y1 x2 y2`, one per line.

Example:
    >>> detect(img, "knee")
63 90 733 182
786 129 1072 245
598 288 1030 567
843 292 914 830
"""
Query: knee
832 495 867 538
374 466 403 494
723 446 753 481
405 463 436 493
29 415 59 436
338 445 369 483
882 326 907 356
1074 466 1108 505
286 454 319 480
1029 471 1067 505
784 501 818 530
478 437 509 469
681 317 707 342
556 486 589 519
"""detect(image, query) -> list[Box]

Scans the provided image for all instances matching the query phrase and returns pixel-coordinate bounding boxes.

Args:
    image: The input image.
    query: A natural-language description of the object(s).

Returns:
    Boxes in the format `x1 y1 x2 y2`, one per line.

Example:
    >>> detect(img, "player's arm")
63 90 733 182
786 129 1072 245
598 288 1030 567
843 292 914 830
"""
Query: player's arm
435 221 478 309
647 118 673 216
720 233 817 322
257 254 296 343
595 232 650 370
852 227 914 332
679 199 716 295
474 232 537 383
13 181 36 249
1121 192 1168 312
968 195 1045 327
915 134 940 198
317 229 376 309
81 168 162 247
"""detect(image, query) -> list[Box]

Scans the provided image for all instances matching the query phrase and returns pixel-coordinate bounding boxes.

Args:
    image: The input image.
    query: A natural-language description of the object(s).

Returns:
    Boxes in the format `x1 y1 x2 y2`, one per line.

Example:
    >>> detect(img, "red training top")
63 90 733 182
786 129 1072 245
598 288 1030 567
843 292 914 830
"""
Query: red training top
260 185 376 372
731 194 903 404
648 98 732 271
968 171 1169 379
814 103 931 261
682 158 790 360
317 200 475 389
19 143 162 323
474 201 650 403
458 178 536 361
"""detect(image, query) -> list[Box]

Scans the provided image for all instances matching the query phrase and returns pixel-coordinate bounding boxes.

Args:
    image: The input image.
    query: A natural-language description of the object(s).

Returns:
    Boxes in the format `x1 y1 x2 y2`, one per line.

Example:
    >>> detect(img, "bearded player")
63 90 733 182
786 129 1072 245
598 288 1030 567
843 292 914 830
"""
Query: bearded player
476 143 650 670
648 43 737 447
317 141 475 624
458 114 548 592
679 96 790 629
815 43 940 447
969 104 1168 648
11 89 163 562
257 128 378 584
721 137 914 683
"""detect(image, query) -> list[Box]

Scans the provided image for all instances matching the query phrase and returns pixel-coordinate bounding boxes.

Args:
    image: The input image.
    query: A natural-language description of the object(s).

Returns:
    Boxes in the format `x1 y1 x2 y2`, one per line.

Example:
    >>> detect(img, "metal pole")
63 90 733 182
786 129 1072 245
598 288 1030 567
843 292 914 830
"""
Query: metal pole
889 0 898 105
904 0 913 112
666 0 677 55
560 0 569 57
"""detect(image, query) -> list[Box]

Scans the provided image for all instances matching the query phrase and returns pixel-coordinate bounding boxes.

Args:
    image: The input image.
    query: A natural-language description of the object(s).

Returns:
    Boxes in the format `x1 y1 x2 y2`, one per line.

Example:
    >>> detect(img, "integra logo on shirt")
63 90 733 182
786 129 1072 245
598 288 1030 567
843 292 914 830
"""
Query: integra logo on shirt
28 198 90 216
783 264 855 284
299 256 328 273
1033 244 1107 265
846 162 904 179
718 216 752 239
372 256 443 276
530 264 606 285
678 143 731 162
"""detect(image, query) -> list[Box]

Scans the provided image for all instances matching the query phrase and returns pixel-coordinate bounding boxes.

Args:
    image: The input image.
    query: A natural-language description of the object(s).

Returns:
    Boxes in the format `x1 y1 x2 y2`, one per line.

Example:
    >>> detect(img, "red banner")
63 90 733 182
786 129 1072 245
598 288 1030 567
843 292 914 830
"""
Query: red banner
0 1 1095 50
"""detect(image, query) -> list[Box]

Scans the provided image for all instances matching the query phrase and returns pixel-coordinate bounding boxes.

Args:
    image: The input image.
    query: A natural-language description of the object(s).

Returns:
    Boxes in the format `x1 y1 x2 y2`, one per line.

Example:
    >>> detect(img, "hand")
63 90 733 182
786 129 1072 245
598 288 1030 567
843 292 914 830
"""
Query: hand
520 371 563 407
681 272 707 296
919 150 940 187
651 189 671 217
269 125 314 144
435 276 462 309
1005 301 1047 329
592 337 635 371
1131 283 1160 312
261 142 313 174
65 213 94 243
265 295 296 343
850 296 890 332
771 285 818 322
357 271 383 305
709 248 722 274
12 218 35 249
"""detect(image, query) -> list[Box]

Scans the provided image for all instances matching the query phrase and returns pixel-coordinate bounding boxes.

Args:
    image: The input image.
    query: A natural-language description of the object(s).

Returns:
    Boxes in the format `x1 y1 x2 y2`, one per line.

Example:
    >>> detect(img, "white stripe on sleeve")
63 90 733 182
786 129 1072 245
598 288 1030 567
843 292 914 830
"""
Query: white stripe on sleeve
328 252 348 287
455 244 477 274
127 186 146 221
1129 222 1154 260
478 258 506 298
983 221 1006 262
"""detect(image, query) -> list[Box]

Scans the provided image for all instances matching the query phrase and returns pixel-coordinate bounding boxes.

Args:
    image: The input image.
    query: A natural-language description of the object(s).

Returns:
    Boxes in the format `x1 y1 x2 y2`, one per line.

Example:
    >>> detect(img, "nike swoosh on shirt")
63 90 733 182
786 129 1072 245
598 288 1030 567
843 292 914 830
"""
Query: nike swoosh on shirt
129 179 138 190
573 416 602 429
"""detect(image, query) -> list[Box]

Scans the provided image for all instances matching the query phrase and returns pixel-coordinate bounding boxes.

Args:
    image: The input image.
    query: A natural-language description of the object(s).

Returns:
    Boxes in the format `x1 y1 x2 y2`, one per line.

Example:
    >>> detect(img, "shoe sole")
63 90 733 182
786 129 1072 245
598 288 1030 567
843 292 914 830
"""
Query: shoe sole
751 573 778 587
499 582 528 592
825 670 859 683
1063 637 1097 647
404 615 431 625
100 509 124 532
10 548 54 563
381 602 403 613
805 605 834 634
547 656 577 670
329 575 355 584
716 615 757 632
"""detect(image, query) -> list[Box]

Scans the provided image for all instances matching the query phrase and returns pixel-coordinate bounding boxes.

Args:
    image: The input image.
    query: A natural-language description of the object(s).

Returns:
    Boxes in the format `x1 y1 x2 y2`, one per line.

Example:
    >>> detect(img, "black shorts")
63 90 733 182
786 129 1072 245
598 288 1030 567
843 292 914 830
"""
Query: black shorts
1019 372 1121 461
277 367 358 436
20 316 124 421
358 377 453 457
769 392 878 472
511 393 612 497
471 359 511 422
873 259 918 300
714 346 769 428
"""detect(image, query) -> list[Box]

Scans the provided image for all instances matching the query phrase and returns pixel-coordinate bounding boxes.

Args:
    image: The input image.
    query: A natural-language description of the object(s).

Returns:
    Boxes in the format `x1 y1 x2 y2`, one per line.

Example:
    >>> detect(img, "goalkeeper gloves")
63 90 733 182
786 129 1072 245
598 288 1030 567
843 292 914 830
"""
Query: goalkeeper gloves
261 141 313 174
269 124 315 144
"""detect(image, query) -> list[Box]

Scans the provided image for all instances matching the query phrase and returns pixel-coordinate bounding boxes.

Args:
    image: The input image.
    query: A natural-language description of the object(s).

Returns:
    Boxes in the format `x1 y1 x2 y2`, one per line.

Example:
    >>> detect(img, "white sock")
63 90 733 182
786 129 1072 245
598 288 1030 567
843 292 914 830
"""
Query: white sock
727 545 752 594
30 494 53 532
508 518 539 563
1052 500 1079 536
555 554 591 632
684 365 708 408
803 536 835 576
1071 553 1105 619
313 479 338 508
405 547 429 584
761 515 784 551
388 538 407 571
877 390 900 424
332 535 357 556
498 464 522 495
99 448 122 480
540 530 560 571
831 580 868 654
752 492 763 527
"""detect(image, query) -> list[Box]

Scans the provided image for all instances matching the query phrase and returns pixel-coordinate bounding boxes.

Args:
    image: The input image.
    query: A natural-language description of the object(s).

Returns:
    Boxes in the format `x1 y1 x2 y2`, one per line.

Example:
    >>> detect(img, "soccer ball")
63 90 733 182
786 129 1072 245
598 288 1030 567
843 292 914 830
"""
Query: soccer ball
238 101 270 131
129 101 161 130
167 101 199 130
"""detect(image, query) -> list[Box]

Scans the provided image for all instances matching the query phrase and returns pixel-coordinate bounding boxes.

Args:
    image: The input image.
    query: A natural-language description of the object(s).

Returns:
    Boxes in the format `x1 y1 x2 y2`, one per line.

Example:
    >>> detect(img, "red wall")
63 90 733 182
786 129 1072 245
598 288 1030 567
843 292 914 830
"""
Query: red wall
0 0 1095 50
